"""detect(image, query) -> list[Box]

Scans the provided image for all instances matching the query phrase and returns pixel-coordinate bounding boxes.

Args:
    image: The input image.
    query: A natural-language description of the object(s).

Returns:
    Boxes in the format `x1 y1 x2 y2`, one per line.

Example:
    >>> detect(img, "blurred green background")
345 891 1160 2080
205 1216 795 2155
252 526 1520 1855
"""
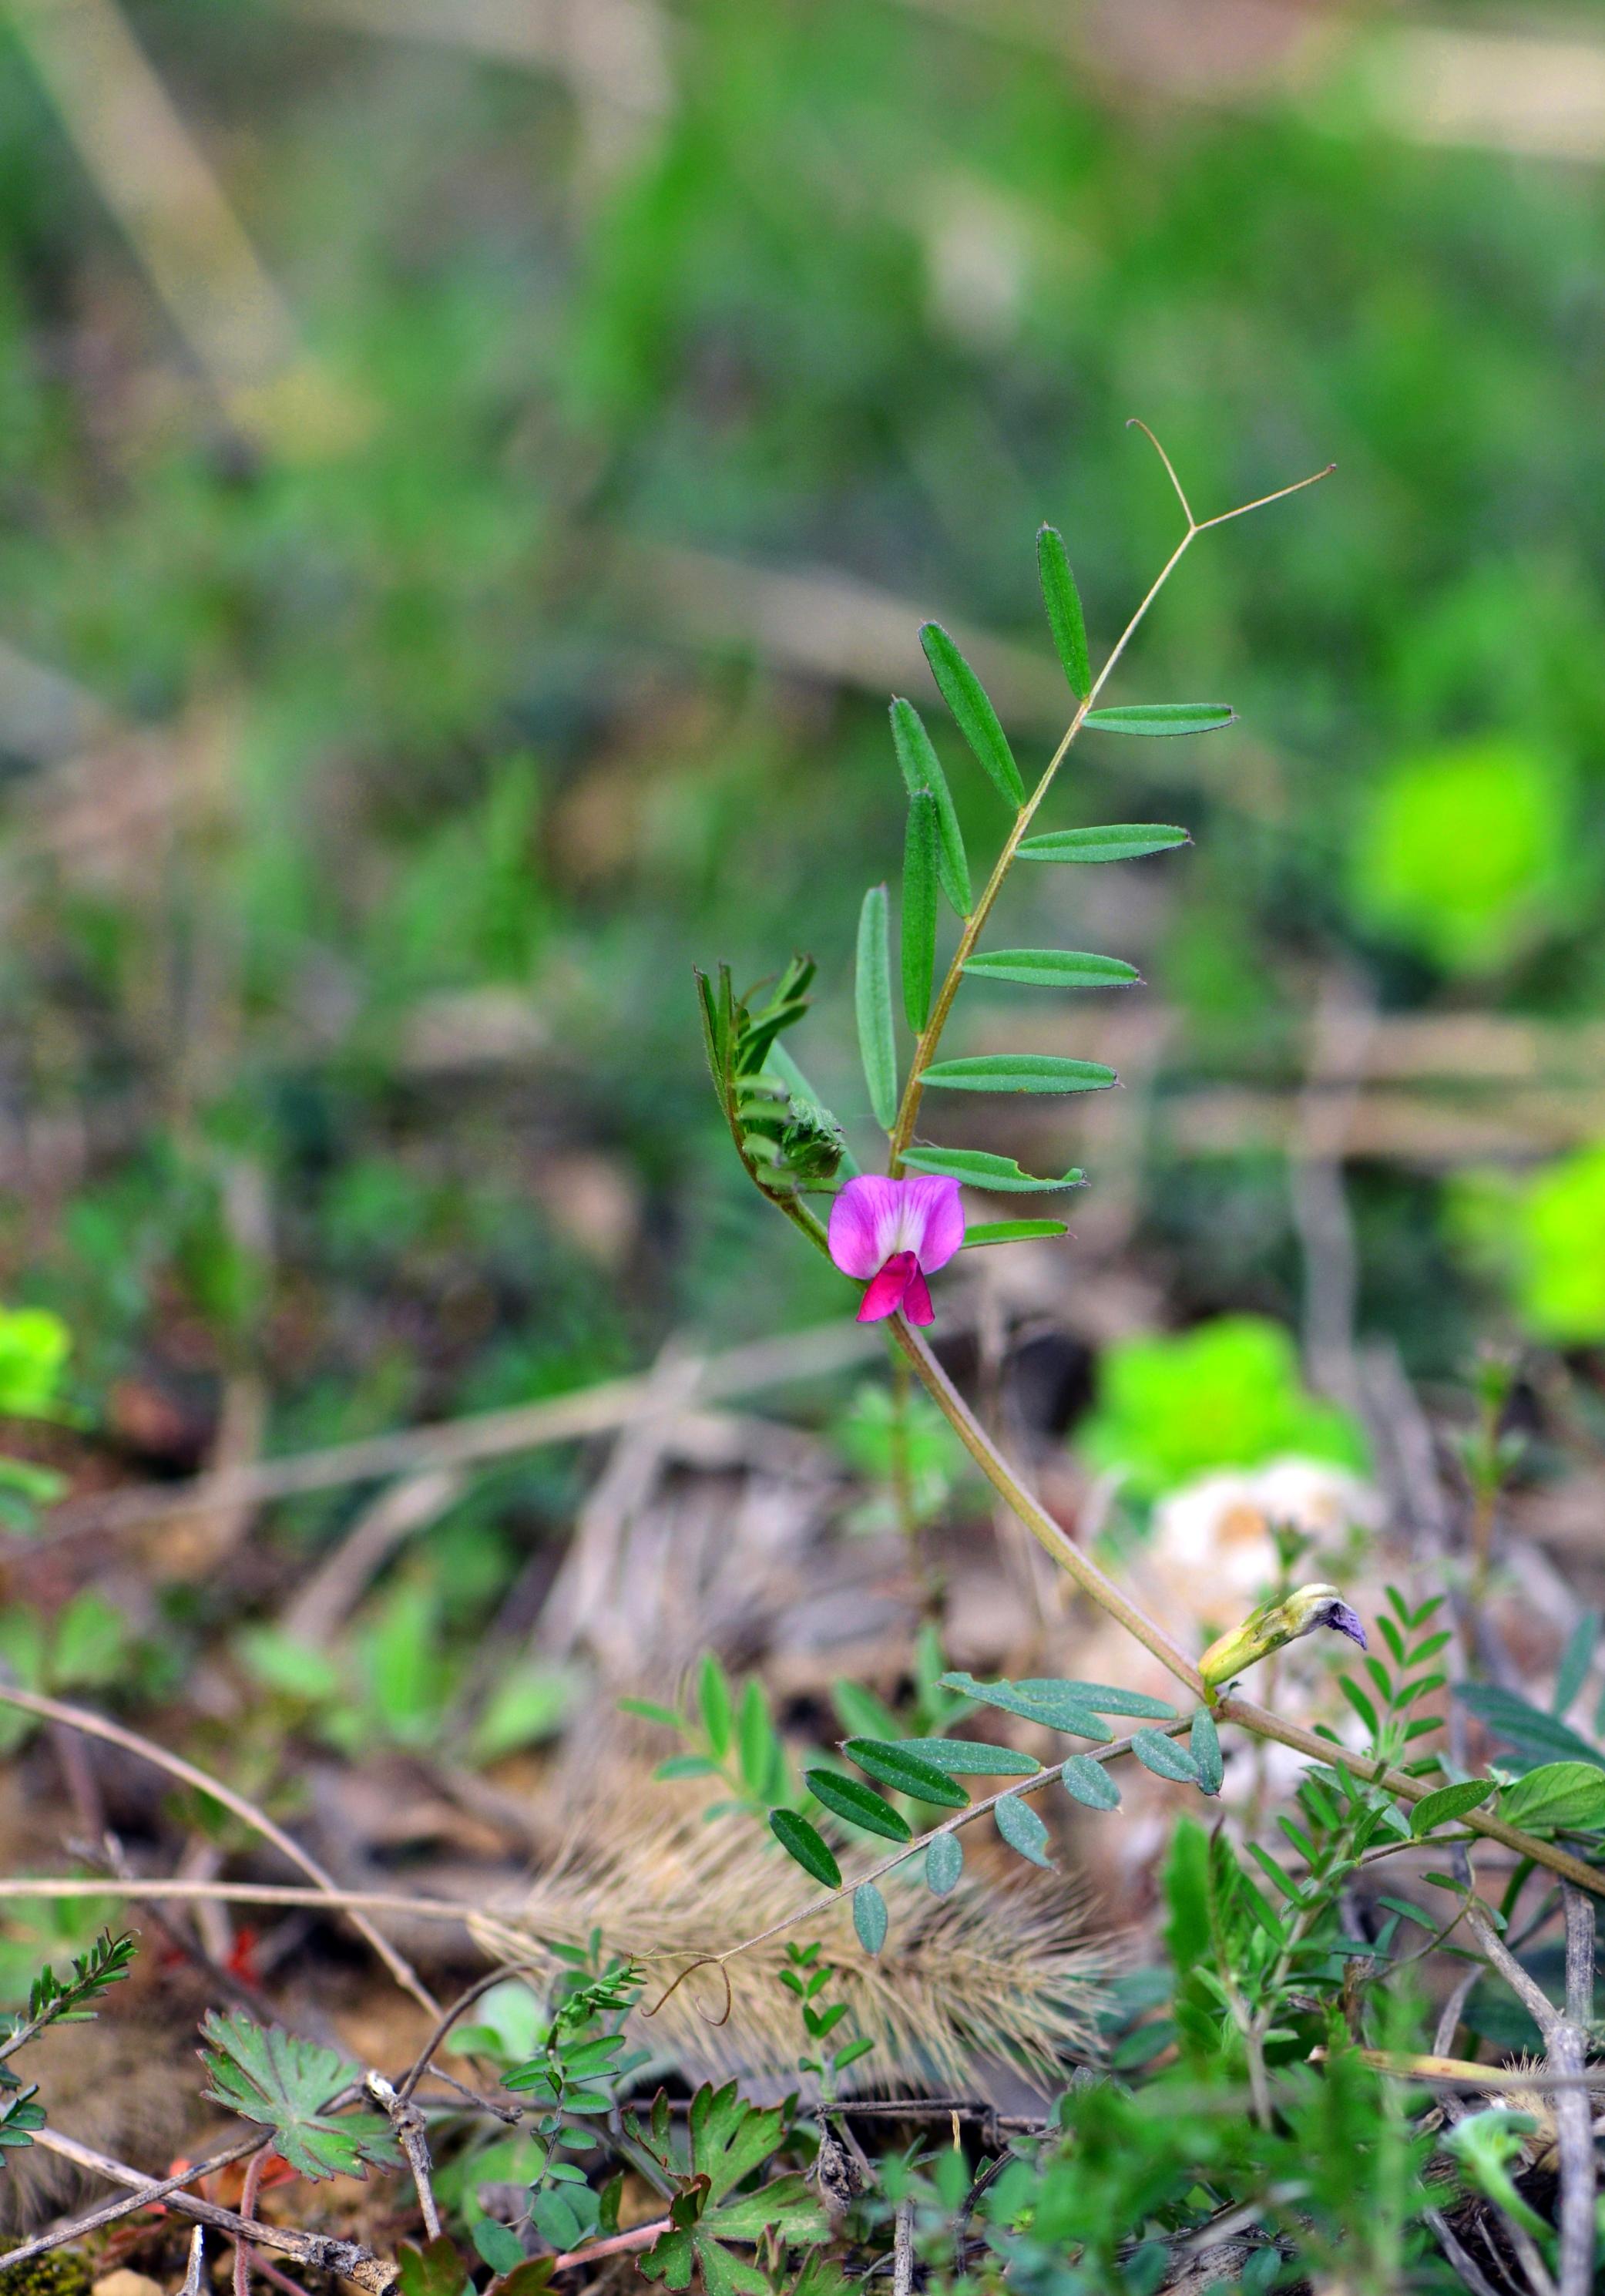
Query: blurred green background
2 0 1604 1491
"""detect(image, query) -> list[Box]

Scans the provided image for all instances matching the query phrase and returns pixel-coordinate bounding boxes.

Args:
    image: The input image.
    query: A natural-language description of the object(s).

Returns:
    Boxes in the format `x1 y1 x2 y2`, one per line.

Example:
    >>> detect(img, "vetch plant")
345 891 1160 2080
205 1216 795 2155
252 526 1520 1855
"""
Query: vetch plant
691 424 1605 1951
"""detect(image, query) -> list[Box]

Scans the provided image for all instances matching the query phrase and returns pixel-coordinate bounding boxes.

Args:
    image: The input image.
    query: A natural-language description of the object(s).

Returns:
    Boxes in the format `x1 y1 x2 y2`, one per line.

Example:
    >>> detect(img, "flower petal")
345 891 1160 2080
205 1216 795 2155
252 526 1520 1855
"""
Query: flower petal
857 1251 917 1323
900 1268 935 1326
903 1175 965 1271
828 1176 903 1279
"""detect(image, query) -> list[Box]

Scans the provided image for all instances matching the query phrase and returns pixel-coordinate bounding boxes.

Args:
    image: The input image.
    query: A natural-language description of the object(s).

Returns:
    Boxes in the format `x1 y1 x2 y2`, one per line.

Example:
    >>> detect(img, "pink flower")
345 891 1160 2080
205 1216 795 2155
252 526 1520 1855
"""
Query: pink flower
827 1175 965 1326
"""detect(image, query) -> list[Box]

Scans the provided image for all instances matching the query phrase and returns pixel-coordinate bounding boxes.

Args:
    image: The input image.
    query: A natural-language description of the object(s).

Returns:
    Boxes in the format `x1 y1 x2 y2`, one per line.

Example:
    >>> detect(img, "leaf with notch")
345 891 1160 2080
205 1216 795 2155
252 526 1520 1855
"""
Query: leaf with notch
637 2083 828 2296
962 949 1139 990
889 699 970 916
921 1055 1116 1095
1016 825 1190 865
198 2011 398 2181
919 624 1024 808
805 1770 911 1841
1036 526 1090 699
842 1738 967 1807
901 1147 1084 1193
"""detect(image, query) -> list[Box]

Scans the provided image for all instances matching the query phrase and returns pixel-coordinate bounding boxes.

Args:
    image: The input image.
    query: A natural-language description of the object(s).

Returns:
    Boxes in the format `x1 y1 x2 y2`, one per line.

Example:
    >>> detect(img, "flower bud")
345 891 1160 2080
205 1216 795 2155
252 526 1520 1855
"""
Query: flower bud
1198 1582 1367 1690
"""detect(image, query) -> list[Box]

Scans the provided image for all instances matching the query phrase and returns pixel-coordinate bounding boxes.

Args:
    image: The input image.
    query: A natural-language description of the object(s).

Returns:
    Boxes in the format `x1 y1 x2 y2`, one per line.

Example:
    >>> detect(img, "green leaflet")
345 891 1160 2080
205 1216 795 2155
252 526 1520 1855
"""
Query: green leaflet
1409 1780 1496 1837
919 622 1025 808
994 1793 1053 1867
1190 1709 1224 1797
844 1736 968 1807
1499 1762 1605 1834
768 1809 841 1888
939 1671 1113 1740
1036 525 1090 701
1131 1730 1202 1786
805 1767 912 1841
1061 1756 1120 1811
889 698 971 916
855 884 898 1130
925 1832 963 1894
1083 705 1235 736
1016 825 1190 865
898 1736 1041 1776
921 1054 1116 1094
962 948 1140 990
1067 1683 1180 1719
962 1220 1069 1248
901 1146 1085 1192
902 792 938 1033
852 1881 888 1956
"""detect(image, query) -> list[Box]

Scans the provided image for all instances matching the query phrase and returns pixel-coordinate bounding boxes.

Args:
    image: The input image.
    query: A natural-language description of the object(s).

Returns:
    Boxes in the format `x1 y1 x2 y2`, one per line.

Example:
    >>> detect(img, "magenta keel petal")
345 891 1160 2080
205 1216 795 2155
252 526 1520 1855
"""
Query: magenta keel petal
901 1269 935 1325
857 1251 918 1323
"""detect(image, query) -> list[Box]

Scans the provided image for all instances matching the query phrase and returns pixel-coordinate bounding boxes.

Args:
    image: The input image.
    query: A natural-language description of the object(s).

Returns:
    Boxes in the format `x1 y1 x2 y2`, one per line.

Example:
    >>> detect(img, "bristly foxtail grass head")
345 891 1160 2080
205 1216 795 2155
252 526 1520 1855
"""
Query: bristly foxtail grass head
468 1786 1116 2089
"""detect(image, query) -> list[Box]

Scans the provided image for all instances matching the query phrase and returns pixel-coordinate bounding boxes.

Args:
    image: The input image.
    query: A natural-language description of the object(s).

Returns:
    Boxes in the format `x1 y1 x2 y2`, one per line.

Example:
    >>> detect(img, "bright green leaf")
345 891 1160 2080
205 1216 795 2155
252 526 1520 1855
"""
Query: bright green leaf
1410 1779 1496 1836
900 1147 1085 1193
1499 1761 1605 1834
889 699 971 916
1016 825 1190 865
921 1054 1116 1095
962 1220 1069 1248
919 623 1024 808
902 793 938 1034
962 949 1139 990
855 886 898 1131
1036 526 1090 700
805 1768 912 1841
768 1810 841 1888
1082 705 1234 737
843 1737 967 1807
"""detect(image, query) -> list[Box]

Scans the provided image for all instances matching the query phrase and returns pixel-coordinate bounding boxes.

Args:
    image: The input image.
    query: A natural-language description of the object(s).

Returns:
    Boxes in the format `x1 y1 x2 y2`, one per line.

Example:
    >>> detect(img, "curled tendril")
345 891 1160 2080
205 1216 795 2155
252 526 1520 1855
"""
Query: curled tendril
644 1955 734 2027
